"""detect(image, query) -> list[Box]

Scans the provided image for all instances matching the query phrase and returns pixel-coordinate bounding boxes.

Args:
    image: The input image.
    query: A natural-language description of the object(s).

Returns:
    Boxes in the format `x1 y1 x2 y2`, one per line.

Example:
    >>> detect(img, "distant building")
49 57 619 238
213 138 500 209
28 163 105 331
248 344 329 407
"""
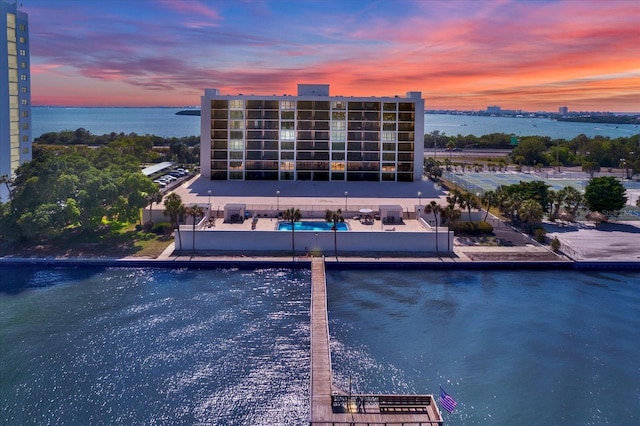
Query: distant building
200 85 424 182
0 1 31 192
487 106 501 114
559 106 568 115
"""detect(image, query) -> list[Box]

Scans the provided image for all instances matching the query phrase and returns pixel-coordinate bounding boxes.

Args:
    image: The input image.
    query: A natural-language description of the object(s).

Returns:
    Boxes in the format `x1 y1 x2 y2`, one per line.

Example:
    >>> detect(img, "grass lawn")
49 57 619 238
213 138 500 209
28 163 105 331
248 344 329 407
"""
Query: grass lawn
0 222 174 259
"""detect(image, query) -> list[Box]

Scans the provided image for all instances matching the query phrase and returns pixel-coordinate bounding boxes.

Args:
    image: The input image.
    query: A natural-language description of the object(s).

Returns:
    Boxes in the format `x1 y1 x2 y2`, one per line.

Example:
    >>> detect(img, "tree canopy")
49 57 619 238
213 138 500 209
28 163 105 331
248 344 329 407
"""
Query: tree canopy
583 176 627 213
0 144 157 242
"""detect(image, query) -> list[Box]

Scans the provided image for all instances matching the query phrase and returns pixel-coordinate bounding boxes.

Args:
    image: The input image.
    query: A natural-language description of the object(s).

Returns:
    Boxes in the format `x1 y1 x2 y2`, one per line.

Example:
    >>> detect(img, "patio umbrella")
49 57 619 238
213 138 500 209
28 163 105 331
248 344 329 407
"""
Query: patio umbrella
586 211 608 226
558 210 575 222
359 208 373 214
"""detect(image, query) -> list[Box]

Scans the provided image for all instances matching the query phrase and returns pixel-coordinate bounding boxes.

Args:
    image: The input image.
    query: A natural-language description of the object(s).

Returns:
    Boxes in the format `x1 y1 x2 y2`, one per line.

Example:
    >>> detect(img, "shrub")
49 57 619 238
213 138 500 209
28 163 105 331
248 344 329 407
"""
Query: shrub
551 236 561 253
534 228 547 243
450 221 493 235
152 222 173 236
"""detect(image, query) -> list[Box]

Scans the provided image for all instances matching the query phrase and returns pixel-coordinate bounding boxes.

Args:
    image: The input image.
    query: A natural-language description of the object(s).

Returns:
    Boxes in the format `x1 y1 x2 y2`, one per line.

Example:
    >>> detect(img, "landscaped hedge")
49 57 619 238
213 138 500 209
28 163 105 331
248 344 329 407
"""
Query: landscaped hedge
449 221 494 235
151 222 173 236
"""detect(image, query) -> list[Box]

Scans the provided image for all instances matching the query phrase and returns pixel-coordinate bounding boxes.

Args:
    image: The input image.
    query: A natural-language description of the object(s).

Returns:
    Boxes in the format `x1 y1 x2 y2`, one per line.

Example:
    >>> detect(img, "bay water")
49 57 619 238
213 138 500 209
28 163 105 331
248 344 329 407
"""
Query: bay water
1 266 639 425
31 107 639 140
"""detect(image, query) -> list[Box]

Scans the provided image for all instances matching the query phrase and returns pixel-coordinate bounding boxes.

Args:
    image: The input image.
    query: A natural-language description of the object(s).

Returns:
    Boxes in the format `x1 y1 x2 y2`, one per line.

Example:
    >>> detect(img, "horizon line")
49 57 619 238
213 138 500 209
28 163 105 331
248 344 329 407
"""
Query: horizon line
31 105 640 115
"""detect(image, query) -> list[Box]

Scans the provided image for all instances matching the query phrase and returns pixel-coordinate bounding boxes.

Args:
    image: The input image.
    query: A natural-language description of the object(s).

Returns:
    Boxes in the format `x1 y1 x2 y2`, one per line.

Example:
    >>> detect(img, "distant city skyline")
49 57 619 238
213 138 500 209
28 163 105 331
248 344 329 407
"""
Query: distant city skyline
21 0 640 112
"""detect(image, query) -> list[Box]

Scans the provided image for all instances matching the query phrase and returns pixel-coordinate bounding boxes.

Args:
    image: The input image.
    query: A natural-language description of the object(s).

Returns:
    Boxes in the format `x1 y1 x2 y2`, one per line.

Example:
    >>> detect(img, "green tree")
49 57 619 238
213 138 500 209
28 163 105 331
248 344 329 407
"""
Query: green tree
147 191 164 226
548 189 564 220
512 138 547 166
518 199 543 234
325 208 344 260
582 161 601 178
583 176 627 214
282 207 301 260
440 204 461 226
561 186 584 218
424 201 442 255
459 192 480 221
480 190 498 222
163 193 184 251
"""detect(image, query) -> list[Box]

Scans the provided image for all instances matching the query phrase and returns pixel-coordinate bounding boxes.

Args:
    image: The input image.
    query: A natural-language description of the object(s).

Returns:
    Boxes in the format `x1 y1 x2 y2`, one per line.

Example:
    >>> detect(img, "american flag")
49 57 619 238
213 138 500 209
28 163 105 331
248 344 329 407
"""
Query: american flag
439 386 457 413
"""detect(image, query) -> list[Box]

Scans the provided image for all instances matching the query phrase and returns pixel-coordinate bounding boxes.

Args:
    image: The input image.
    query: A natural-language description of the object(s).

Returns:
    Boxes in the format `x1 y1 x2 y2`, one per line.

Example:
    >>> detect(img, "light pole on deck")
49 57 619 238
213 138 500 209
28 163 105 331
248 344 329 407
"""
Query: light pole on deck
344 191 348 212
276 190 280 218
418 191 422 207
208 190 211 218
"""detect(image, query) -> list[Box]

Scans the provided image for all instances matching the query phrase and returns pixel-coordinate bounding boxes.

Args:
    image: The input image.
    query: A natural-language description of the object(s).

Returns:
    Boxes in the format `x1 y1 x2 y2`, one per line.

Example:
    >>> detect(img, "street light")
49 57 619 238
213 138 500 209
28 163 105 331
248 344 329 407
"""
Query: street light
344 191 348 212
418 191 422 207
276 190 280 218
208 190 211 218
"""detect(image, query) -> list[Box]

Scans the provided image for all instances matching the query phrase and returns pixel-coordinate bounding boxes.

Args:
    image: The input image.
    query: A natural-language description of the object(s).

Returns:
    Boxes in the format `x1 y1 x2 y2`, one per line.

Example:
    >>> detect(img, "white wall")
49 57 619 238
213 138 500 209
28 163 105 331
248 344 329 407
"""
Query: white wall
175 228 453 254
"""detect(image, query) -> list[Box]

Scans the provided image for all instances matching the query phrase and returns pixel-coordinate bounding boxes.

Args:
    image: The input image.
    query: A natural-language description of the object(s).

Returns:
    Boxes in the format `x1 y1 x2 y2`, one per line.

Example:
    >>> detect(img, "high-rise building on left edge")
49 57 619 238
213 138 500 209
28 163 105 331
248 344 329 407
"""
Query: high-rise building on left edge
1 1 31 190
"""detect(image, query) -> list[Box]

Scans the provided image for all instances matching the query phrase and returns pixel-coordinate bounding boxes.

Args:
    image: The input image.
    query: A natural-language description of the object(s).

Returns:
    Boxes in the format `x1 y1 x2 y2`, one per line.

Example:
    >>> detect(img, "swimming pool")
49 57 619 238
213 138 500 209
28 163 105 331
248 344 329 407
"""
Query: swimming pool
277 221 349 231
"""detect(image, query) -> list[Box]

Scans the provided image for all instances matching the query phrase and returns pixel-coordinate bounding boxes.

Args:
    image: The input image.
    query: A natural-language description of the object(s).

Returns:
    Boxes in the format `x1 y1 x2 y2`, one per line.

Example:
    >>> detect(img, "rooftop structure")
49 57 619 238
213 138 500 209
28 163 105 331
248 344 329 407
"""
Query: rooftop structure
200 85 424 182
0 0 31 189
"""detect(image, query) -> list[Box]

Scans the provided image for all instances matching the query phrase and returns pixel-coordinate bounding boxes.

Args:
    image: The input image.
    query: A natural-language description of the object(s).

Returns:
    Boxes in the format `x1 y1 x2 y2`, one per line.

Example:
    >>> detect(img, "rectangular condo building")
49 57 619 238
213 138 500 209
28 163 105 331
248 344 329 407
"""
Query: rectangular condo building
0 0 31 184
200 84 424 182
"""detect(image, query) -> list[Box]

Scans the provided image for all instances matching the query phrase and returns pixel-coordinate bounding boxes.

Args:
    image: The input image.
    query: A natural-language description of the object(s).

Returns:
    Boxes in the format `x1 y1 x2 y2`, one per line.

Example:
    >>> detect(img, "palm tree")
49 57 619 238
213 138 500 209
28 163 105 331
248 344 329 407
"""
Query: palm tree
163 193 184 250
459 192 480 221
282 207 301 260
325 208 344 260
424 201 442 255
185 205 204 254
518 199 543 234
480 190 498 222
561 186 584 218
147 190 163 225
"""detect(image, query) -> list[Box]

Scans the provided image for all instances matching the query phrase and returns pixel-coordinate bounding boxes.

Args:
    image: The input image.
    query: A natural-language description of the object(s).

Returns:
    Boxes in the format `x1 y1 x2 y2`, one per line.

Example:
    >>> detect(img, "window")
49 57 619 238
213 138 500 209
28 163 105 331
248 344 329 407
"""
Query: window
230 120 243 129
230 110 243 119
280 161 294 171
331 121 346 130
19 49 26 56
7 13 16 29
332 101 346 110
20 74 27 81
230 99 244 109
281 130 295 141
331 131 346 141
281 110 295 120
332 111 346 120
382 131 396 141
229 140 244 150
280 100 295 110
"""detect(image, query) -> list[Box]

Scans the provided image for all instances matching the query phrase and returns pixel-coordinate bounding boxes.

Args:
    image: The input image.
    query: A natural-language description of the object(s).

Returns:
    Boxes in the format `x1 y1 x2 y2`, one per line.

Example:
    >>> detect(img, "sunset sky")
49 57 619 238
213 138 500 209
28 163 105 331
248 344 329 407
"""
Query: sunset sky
23 0 640 112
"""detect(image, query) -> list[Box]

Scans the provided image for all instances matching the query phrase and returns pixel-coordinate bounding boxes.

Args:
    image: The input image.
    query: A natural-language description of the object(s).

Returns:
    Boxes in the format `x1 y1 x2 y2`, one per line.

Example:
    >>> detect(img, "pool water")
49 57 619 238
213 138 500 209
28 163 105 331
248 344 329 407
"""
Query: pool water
277 221 349 231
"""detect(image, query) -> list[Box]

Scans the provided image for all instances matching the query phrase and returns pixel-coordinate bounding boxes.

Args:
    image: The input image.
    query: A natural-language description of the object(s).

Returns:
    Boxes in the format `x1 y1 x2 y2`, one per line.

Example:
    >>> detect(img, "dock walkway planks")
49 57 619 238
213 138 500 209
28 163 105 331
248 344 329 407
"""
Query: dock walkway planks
309 256 443 425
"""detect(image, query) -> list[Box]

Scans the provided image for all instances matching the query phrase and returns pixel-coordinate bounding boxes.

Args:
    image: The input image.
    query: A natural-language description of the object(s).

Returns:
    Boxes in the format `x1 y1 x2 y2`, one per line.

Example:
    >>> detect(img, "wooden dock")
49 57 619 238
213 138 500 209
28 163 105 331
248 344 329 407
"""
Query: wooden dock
310 256 443 425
